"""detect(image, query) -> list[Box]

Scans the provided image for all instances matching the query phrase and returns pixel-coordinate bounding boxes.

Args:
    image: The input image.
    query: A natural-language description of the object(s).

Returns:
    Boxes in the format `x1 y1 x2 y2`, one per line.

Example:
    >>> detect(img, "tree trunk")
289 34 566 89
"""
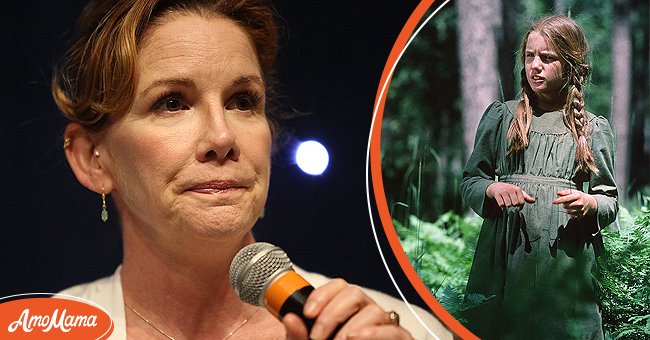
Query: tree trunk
630 0 650 197
611 0 632 202
457 0 503 160
499 0 517 101
554 0 566 15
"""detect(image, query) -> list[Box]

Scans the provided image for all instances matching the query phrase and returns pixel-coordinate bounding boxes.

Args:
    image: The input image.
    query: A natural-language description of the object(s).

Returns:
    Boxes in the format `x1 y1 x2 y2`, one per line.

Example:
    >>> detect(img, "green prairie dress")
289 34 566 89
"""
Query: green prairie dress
460 100 618 339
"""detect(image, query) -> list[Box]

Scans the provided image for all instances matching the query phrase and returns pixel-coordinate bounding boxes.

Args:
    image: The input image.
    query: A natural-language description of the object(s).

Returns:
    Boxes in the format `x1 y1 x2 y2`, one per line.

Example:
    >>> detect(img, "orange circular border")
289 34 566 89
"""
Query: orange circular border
369 1 478 339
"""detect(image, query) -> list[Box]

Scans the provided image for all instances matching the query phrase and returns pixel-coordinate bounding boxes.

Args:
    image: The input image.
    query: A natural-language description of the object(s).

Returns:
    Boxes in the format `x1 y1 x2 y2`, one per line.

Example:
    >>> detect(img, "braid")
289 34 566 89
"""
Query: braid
507 69 535 154
564 71 598 173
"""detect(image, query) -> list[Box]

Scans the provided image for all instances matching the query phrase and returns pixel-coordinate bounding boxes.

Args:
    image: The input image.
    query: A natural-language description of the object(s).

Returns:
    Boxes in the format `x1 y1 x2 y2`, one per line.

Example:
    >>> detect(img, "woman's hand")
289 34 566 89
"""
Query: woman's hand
486 182 536 210
552 189 598 219
283 279 412 340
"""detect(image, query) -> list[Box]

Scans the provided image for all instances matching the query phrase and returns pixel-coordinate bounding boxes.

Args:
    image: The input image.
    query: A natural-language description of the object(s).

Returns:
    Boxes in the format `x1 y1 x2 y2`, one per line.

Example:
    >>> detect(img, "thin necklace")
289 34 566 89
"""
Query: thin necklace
223 307 260 339
124 302 260 340
124 302 175 340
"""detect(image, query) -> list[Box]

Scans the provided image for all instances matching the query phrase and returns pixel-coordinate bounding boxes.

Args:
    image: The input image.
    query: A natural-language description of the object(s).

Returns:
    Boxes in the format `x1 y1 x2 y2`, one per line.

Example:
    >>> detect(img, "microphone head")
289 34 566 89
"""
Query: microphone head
229 242 293 306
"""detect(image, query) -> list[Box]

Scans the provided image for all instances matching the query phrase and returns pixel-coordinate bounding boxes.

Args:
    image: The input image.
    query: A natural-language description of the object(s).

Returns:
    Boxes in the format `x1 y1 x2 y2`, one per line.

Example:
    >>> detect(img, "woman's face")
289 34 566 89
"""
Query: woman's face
99 13 271 241
524 31 565 109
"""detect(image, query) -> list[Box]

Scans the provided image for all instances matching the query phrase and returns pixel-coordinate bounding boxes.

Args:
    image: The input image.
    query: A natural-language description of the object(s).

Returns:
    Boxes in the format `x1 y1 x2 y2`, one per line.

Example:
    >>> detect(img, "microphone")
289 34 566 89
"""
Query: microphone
229 242 316 330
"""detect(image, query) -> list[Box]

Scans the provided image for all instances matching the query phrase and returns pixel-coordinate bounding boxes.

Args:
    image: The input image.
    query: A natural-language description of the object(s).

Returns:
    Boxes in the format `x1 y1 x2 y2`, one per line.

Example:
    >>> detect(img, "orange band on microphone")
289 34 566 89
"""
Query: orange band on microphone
264 271 310 315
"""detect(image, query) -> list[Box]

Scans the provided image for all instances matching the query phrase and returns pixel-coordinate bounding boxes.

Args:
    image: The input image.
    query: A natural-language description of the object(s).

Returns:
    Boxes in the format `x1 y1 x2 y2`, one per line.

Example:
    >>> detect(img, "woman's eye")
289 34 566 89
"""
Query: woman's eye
227 91 263 113
163 98 182 111
152 93 188 113
235 95 254 111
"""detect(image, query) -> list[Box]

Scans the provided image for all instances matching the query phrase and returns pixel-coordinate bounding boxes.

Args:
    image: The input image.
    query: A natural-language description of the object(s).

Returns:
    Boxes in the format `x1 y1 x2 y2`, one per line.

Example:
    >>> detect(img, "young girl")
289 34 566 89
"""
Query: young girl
460 16 617 339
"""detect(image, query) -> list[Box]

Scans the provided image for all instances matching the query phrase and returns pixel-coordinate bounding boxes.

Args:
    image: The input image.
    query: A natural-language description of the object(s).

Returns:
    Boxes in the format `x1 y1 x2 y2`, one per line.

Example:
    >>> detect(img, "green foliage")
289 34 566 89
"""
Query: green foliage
599 201 650 339
393 210 482 318
394 199 650 334
436 287 492 324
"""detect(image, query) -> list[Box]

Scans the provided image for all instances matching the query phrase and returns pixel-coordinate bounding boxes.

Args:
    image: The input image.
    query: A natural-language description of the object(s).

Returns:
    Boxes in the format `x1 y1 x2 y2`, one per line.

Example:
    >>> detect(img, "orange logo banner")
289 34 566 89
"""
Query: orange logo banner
0 295 114 339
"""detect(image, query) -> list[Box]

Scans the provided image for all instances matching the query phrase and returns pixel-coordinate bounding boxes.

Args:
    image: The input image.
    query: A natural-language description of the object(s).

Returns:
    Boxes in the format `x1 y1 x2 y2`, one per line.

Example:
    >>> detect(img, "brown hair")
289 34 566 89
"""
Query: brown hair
52 0 279 134
507 15 597 173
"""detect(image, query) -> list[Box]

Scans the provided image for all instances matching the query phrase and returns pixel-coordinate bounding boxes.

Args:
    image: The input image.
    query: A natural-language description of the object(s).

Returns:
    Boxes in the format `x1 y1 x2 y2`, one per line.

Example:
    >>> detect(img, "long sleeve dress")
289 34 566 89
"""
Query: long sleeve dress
459 100 618 340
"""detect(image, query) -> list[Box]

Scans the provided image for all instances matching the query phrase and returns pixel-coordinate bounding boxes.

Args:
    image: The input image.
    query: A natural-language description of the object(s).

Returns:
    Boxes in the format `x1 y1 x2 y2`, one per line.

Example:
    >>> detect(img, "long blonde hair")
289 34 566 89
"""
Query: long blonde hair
507 16 597 173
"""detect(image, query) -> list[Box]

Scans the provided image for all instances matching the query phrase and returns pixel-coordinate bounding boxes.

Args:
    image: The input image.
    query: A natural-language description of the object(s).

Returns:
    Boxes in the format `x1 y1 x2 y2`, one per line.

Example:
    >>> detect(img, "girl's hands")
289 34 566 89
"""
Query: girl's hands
486 182 536 210
283 279 413 340
552 189 598 219
486 184 597 219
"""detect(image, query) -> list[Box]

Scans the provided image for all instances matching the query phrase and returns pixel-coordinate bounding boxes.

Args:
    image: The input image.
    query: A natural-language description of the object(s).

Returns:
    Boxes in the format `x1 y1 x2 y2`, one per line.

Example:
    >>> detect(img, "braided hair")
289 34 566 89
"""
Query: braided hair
507 16 597 173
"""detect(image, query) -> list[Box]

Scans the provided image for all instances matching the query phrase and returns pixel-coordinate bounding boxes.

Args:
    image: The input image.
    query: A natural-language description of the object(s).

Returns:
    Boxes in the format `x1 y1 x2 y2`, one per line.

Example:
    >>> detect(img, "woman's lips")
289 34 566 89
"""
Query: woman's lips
188 181 246 194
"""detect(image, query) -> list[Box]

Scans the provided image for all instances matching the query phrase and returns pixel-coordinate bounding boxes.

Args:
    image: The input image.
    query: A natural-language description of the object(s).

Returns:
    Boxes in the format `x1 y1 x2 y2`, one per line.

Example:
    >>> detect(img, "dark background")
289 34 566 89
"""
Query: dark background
0 0 432 311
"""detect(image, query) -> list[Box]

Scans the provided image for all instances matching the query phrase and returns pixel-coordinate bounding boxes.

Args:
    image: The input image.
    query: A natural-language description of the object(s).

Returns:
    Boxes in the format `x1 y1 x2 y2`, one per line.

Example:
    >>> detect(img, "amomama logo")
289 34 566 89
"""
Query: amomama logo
0 294 114 339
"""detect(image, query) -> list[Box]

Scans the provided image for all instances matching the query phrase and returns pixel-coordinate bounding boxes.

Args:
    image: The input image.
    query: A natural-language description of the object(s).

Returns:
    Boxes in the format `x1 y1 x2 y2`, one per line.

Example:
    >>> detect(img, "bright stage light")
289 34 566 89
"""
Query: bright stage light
295 141 329 175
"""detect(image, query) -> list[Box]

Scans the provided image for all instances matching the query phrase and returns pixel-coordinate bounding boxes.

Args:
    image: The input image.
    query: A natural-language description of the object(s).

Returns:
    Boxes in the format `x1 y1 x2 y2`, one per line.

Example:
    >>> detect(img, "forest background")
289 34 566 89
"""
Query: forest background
380 0 649 338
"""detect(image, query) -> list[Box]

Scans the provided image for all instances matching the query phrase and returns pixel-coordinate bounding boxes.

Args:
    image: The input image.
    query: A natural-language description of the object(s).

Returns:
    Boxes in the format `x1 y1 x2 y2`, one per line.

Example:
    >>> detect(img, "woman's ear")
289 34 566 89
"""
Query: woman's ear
63 123 114 194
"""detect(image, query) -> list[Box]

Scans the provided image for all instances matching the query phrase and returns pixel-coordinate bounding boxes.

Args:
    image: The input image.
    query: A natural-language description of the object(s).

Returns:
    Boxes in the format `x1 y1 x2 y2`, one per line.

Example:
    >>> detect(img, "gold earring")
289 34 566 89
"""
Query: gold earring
101 188 108 222
94 150 100 157
63 137 71 149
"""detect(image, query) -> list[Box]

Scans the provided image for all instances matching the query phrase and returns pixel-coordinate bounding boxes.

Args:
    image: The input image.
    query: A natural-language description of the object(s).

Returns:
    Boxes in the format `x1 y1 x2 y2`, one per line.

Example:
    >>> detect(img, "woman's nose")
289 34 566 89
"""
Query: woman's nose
196 106 240 163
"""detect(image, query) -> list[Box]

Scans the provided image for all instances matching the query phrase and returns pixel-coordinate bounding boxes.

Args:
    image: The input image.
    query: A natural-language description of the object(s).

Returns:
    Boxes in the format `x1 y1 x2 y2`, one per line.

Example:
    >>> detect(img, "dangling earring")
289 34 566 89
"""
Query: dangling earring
101 187 108 222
